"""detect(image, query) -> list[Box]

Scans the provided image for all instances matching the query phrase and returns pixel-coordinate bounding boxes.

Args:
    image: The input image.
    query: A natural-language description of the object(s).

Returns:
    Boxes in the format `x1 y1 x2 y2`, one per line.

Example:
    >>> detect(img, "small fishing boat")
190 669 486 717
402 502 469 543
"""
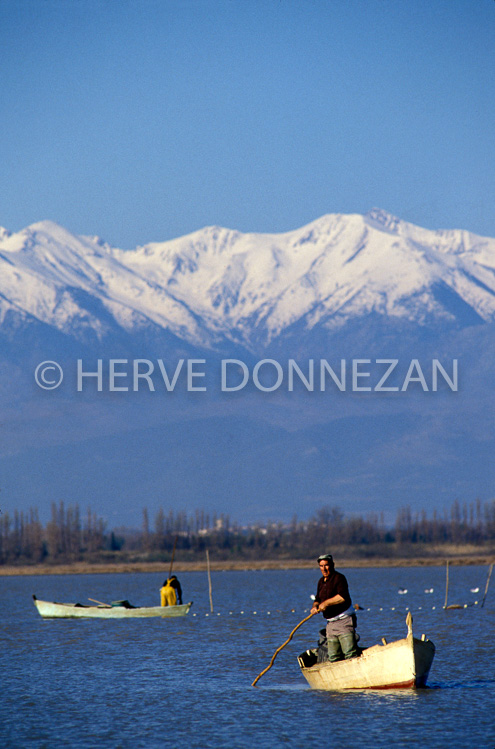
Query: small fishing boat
32 595 192 619
298 612 435 690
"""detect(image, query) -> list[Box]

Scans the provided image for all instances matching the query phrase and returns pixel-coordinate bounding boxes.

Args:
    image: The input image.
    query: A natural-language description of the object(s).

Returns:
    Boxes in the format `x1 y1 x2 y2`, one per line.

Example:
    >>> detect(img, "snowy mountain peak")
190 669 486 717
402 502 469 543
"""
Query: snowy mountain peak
364 208 402 234
1 210 495 352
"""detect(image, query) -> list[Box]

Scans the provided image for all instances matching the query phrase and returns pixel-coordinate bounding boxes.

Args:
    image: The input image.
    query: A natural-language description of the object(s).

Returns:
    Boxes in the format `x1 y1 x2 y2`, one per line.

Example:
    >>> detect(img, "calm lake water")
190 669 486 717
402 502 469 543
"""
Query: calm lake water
1 565 494 748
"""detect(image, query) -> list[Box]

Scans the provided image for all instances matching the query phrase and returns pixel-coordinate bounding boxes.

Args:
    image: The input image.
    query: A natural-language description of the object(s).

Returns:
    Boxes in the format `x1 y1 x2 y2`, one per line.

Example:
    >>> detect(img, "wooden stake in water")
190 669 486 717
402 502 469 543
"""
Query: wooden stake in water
444 560 450 609
168 535 178 578
481 562 493 609
206 549 213 613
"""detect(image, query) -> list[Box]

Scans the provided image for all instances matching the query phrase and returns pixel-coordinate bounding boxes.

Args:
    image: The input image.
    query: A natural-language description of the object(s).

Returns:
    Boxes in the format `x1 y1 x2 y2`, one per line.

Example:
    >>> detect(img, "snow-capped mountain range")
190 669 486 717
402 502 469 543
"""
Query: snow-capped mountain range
1 208 495 353
1 209 494 526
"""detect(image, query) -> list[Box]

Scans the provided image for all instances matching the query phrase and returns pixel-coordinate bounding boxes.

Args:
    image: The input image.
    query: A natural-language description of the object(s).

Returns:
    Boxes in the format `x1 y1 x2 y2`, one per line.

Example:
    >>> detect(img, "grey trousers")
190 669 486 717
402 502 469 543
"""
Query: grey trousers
325 615 359 661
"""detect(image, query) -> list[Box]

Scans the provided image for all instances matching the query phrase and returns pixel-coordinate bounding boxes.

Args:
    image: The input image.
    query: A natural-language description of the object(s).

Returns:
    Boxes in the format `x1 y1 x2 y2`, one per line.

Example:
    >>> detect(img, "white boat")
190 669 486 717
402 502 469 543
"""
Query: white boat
32 595 192 619
298 612 435 690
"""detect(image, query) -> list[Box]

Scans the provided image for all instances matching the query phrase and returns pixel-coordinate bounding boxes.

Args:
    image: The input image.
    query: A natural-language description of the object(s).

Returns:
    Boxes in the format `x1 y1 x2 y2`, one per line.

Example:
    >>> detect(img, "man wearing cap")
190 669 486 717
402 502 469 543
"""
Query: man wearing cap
310 554 359 662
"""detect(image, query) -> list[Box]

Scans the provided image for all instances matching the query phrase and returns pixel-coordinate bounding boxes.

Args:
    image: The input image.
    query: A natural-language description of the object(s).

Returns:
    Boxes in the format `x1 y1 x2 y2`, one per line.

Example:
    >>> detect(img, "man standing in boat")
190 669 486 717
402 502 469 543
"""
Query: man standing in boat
310 554 359 662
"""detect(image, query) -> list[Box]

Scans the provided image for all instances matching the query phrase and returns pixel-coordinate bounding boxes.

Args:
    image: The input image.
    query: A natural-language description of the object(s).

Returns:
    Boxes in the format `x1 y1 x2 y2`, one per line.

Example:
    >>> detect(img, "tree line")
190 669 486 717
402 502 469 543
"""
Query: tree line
1 498 494 566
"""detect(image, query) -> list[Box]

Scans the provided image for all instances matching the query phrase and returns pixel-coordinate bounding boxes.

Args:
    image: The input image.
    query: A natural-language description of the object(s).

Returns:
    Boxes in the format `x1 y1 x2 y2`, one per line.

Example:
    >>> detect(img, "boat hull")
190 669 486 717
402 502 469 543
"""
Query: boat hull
299 634 435 691
33 596 192 619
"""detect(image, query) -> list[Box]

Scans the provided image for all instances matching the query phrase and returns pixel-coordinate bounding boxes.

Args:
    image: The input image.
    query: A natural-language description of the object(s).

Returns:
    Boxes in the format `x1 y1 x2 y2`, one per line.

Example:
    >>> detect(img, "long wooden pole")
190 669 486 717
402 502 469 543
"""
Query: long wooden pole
168 535 178 578
481 562 494 608
252 612 316 687
443 560 450 609
206 549 213 613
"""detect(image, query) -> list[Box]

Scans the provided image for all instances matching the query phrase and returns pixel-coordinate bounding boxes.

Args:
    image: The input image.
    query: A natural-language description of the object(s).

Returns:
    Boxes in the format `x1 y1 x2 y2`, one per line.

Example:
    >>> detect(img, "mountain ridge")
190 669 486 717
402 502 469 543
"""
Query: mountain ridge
1 210 495 355
1 211 494 525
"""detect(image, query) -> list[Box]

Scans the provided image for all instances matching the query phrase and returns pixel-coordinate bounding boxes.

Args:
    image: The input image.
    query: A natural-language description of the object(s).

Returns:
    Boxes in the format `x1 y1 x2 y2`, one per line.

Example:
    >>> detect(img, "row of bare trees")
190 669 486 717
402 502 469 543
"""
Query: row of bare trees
0 502 106 564
1 498 494 565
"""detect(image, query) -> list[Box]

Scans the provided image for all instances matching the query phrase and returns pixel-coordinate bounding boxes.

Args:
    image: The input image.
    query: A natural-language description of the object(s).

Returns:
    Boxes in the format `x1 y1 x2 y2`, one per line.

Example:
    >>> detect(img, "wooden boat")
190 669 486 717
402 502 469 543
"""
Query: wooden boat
298 612 435 690
32 595 192 619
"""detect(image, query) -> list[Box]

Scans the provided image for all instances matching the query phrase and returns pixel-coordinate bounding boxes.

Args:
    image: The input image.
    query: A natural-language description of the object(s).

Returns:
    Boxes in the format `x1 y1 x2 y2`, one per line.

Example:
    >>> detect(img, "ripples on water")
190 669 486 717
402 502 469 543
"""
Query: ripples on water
1 566 494 748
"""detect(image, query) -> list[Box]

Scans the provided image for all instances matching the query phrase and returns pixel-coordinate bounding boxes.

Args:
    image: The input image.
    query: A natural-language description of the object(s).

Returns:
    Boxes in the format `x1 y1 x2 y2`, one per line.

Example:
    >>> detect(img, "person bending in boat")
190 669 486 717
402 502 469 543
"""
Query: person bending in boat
310 554 359 662
160 575 183 607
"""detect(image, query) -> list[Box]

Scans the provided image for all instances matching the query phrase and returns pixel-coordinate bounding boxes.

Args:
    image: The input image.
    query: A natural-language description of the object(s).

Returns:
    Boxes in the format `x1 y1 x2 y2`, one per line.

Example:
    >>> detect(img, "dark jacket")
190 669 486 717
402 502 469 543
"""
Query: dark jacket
315 569 352 619
169 577 182 605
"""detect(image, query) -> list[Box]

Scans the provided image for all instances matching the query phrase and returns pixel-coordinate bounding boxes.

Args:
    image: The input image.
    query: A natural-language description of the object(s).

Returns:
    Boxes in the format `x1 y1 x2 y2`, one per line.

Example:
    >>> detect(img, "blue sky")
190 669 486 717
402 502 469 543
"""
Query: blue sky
1 0 494 248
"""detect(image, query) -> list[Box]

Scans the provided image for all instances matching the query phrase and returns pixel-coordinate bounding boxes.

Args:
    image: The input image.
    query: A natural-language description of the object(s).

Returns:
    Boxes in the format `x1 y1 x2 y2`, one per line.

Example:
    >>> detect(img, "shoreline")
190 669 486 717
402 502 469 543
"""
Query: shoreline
1 553 493 576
